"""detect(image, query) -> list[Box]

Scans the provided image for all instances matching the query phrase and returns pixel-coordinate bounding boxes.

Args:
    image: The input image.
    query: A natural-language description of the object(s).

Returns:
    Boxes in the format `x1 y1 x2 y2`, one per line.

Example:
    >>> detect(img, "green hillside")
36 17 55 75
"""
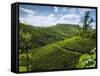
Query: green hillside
19 23 79 50
19 23 96 72
19 36 95 72
56 36 96 53
29 43 81 71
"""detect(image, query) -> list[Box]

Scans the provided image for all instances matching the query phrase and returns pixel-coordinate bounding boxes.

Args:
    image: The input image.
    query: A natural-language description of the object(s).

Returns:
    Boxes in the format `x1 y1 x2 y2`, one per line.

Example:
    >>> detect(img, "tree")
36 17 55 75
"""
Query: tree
19 31 32 71
82 11 94 33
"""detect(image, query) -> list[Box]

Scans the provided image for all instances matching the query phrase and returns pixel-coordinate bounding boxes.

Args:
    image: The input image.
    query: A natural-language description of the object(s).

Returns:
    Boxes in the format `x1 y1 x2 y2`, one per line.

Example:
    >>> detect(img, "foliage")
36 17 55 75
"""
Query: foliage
19 23 79 50
79 11 95 38
57 36 95 53
19 66 27 72
77 48 96 68
82 11 94 33
19 23 96 72
89 29 96 39
28 43 81 71
19 53 27 66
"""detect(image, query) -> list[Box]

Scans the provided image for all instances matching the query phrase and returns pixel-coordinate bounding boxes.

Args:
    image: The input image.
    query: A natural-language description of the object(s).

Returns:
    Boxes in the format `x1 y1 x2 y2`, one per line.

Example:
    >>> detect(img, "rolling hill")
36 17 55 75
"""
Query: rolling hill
19 36 95 71
19 23 80 49
19 23 96 72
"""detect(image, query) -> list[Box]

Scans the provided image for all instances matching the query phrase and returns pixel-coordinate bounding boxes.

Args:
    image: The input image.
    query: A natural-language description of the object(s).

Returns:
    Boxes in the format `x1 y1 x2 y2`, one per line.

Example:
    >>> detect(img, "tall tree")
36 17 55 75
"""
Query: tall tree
19 31 32 71
82 11 94 33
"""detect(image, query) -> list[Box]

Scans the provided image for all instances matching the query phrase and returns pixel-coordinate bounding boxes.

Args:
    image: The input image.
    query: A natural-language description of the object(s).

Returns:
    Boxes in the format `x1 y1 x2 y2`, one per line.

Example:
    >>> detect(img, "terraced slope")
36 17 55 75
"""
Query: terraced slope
27 36 95 71
19 23 96 72
29 44 81 71
56 36 96 53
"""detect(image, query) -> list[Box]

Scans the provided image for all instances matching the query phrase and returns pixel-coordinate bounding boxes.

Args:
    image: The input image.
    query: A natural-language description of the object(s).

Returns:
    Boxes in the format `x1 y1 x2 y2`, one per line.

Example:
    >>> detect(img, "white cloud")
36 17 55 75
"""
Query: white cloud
19 7 58 26
90 22 96 29
20 11 81 27
68 8 77 14
58 14 80 24
62 7 67 12
48 13 55 18
20 13 57 27
54 6 58 13
20 7 90 27
20 7 36 15
62 14 80 19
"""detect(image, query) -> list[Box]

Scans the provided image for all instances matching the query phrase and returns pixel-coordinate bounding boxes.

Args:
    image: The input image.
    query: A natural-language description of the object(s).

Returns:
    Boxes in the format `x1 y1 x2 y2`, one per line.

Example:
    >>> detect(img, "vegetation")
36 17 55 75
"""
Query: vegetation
19 11 96 72
77 48 96 68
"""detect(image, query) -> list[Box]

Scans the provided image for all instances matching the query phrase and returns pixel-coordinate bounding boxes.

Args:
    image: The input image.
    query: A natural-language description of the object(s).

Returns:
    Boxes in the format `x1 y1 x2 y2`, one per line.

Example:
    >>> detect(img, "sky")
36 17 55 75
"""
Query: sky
19 4 96 28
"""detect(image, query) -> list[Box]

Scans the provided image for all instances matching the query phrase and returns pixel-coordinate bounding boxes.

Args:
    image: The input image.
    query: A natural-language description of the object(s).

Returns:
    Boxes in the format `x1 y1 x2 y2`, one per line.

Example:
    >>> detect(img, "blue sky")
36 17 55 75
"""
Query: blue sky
19 4 96 28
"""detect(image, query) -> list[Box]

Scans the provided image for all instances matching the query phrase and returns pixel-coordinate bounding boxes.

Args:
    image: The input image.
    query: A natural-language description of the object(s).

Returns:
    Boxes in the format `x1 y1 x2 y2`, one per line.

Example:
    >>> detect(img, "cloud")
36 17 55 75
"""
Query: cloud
68 8 77 14
20 13 57 27
20 11 81 27
48 13 55 18
19 6 95 27
54 6 58 13
62 7 67 12
58 14 80 24
61 8 77 14
89 22 96 29
20 7 36 15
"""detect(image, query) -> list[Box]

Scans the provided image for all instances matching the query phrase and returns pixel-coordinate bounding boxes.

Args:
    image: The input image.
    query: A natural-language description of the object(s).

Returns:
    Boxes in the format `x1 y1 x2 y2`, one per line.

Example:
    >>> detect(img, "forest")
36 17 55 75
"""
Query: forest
19 11 96 72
